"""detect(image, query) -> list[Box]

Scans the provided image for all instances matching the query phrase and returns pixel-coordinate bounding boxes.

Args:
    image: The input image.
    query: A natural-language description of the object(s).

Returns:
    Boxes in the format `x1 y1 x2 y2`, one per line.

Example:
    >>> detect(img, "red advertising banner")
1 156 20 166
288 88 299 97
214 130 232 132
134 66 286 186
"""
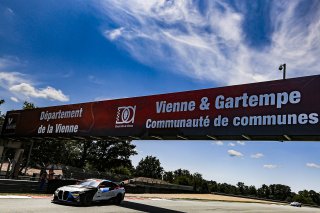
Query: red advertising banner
1 75 320 141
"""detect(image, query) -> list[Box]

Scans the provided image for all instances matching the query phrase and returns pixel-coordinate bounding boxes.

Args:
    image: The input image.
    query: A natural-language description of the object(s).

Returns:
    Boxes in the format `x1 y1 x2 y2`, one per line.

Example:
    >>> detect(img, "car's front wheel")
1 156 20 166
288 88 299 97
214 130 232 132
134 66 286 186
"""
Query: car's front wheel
80 194 93 206
52 195 58 202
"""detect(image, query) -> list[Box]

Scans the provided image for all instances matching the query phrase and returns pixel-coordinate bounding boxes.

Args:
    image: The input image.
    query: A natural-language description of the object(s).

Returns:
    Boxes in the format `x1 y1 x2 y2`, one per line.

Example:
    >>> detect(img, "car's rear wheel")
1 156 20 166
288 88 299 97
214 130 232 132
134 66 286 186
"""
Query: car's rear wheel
114 193 123 205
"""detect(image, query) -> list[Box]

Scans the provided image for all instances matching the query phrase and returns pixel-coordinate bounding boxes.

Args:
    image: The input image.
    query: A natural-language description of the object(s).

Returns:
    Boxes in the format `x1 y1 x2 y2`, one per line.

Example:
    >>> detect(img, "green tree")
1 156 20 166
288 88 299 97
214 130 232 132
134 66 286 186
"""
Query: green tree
172 169 193 186
135 155 163 179
87 140 137 172
174 175 191 186
309 190 320 205
22 101 36 109
218 183 237 194
111 165 135 176
30 139 70 166
248 185 257 196
30 139 137 173
164 169 208 192
201 181 209 193
208 181 218 192
296 190 315 205
269 184 291 201
163 171 174 183
174 169 191 177
193 172 204 192
257 184 270 198
237 182 245 195
293 190 320 205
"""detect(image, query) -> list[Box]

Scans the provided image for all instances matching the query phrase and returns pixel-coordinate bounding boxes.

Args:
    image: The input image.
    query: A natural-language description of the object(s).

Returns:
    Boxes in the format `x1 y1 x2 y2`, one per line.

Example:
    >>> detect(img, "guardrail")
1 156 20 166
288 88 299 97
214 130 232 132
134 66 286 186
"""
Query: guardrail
123 177 194 193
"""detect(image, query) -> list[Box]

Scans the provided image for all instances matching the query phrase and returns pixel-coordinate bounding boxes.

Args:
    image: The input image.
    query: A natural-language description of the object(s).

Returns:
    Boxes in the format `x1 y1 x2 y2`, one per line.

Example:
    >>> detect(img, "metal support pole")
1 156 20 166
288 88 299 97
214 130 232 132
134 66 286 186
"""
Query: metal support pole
13 149 24 178
6 158 11 178
0 148 8 175
0 146 4 158
24 141 34 175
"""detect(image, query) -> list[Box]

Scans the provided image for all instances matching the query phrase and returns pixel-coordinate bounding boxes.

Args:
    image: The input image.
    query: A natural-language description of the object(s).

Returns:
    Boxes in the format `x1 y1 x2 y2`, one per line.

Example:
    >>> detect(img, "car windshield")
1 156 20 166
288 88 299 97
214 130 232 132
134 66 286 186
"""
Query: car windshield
79 180 100 187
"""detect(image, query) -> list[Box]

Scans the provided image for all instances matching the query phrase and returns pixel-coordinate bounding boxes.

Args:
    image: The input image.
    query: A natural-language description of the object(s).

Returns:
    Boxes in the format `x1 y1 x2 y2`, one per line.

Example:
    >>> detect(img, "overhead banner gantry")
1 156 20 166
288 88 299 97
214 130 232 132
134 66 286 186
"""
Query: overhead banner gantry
1 75 320 141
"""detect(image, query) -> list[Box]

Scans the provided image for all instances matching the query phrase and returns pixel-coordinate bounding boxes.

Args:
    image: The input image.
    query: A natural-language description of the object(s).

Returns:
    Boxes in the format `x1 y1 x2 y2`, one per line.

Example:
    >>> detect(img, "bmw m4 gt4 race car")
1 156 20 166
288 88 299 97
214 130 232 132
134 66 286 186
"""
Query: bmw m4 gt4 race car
52 179 125 206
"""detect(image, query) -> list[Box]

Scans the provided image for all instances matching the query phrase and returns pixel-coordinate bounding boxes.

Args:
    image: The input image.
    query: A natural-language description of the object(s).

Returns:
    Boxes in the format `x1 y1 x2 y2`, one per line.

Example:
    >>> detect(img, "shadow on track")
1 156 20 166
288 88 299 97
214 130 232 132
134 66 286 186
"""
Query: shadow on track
52 200 185 212
119 200 185 213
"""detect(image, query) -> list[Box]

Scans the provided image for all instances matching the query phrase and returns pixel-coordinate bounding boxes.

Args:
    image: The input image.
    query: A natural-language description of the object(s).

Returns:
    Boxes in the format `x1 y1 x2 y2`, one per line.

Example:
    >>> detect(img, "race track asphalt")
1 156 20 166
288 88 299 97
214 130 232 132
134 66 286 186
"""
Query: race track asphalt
0 196 319 213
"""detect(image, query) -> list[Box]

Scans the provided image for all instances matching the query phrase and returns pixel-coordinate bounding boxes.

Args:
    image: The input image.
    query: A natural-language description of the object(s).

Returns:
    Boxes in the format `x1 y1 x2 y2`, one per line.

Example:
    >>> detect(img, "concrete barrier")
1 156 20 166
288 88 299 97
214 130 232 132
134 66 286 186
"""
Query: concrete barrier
0 179 41 193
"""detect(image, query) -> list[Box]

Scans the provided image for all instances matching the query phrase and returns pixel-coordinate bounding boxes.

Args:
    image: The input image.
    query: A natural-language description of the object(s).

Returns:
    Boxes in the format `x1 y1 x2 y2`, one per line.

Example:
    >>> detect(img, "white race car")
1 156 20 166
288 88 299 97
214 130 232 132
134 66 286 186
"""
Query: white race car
52 179 125 206
290 201 302 207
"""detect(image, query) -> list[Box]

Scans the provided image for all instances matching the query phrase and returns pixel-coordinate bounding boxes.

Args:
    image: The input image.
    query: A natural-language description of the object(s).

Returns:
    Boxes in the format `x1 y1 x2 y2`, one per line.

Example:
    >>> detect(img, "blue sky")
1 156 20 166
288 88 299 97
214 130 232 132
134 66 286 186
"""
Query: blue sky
1 0 320 192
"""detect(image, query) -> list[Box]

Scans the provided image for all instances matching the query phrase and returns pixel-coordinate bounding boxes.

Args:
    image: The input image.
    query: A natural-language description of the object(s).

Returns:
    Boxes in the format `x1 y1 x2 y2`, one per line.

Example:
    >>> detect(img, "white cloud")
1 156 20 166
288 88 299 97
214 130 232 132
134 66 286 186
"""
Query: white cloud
0 72 27 86
212 141 224 146
104 27 124 40
306 163 320 169
251 153 264 159
263 164 278 169
10 97 19 103
94 95 128 102
0 56 69 102
98 0 320 85
228 149 243 157
9 83 69 102
88 75 105 85
0 56 24 70
237 141 245 146
228 142 236 147
94 97 111 101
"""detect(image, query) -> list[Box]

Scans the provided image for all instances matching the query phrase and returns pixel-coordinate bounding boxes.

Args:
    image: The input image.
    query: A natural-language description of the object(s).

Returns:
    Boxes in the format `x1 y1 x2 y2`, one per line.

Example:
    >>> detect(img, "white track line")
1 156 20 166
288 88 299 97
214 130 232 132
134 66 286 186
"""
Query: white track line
0 195 31 199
